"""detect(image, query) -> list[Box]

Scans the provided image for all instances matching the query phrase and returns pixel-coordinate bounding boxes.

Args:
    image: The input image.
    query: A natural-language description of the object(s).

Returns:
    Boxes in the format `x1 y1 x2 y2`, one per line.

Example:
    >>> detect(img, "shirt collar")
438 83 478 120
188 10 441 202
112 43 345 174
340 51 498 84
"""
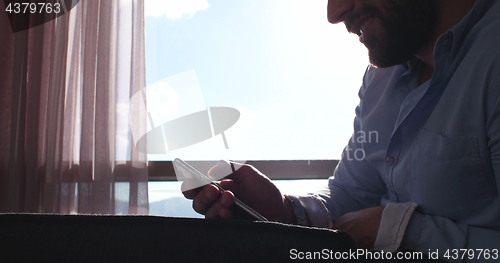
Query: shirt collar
402 0 495 72
448 0 495 61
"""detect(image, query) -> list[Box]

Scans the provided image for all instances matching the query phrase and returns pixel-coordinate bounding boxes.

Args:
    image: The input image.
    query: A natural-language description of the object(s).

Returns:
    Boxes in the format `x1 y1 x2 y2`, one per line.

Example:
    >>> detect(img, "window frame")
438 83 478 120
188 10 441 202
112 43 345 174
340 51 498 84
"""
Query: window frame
147 159 339 181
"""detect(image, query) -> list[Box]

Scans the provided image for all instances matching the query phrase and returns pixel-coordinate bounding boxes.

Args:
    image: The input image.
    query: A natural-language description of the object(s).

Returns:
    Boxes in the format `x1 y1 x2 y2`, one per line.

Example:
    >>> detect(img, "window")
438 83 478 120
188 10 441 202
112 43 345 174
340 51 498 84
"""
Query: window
143 0 369 217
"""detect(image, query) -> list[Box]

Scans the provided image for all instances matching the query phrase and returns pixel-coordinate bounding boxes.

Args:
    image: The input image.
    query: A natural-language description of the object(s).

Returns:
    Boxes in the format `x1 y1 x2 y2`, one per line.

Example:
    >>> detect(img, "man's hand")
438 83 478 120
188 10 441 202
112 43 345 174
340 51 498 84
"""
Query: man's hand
182 160 294 223
332 206 385 249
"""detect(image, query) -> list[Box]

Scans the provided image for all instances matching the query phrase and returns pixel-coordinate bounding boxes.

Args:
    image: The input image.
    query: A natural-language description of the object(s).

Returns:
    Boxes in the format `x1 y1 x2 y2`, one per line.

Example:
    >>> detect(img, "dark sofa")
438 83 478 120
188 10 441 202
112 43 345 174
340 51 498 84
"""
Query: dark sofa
0 213 357 262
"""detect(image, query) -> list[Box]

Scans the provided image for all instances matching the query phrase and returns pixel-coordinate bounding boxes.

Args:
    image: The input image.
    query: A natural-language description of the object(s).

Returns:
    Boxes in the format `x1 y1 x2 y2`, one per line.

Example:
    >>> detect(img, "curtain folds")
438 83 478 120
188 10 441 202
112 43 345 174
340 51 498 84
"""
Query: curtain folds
0 0 149 214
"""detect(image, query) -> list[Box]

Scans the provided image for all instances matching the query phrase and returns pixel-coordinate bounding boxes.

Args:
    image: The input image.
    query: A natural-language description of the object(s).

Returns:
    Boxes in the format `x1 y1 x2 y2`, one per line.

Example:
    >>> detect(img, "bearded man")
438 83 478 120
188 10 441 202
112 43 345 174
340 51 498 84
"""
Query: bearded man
183 0 500 261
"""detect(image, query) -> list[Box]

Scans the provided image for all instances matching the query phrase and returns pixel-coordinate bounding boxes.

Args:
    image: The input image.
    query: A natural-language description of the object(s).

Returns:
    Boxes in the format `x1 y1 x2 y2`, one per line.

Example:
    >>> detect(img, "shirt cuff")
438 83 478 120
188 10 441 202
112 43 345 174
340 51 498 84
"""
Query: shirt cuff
373 202 418 252
290 195 333 229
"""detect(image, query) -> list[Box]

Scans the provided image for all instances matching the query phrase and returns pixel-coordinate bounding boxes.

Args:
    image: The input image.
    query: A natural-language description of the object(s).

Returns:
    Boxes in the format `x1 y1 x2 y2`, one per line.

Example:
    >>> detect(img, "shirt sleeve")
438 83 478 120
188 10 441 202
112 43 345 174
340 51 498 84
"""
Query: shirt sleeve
373 202 418 252
291 66 390 226
290 194 333 228
315 66 389 222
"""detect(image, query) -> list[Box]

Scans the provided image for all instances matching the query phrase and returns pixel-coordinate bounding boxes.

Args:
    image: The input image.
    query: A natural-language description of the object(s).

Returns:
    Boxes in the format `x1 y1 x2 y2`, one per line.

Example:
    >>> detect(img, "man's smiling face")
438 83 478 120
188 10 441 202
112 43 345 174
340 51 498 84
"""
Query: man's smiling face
329 0 440 68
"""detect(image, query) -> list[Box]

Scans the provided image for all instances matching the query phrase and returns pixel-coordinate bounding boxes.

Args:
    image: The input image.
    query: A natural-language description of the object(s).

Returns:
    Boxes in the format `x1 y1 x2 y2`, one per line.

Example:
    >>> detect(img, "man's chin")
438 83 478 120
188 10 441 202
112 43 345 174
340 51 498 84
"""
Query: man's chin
367 45 415 68
366 49 394 68
368 56 399 68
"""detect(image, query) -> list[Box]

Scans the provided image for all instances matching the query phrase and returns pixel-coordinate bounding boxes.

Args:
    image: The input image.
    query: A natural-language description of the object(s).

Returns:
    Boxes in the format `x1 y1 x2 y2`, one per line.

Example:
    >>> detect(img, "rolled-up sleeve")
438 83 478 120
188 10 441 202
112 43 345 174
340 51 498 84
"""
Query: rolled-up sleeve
374 202 418 252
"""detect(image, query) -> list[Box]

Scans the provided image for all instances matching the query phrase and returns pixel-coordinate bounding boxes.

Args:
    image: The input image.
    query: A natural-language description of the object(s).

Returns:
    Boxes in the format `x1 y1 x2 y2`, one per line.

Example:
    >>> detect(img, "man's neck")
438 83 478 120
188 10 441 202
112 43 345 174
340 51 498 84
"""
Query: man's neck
416 0 476 85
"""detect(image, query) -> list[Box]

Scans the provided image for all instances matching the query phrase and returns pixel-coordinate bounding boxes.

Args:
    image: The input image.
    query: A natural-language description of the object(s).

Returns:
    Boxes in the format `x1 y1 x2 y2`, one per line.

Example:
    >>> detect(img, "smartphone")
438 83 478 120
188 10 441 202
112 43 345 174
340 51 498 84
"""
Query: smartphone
173 158 268 221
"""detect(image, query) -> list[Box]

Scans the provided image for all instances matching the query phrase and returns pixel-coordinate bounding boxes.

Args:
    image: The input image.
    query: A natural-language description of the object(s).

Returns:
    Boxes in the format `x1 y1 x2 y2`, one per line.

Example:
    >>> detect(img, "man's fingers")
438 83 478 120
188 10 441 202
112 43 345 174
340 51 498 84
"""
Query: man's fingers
185 160 269 220
181 178 201 199
219 179 238 190
192 184 220 215
207 160 245 181
219 208 235 219
204 190 235 219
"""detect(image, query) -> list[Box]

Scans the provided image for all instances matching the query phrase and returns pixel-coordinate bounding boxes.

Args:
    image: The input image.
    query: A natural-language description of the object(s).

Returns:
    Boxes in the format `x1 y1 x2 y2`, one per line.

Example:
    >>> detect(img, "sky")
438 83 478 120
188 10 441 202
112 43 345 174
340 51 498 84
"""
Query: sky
142 0 370 161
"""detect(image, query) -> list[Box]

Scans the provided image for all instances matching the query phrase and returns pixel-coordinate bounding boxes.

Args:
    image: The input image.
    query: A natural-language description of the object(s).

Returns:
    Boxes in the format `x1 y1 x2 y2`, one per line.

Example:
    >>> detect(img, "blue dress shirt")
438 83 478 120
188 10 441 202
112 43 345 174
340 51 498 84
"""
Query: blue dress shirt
294 1 500 261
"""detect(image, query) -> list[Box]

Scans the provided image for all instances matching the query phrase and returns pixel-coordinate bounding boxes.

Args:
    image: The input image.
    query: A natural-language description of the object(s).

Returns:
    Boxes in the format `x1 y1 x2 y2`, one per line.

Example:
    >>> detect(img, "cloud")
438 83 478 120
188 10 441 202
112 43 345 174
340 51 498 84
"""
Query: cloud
145 0 210 19
235 106 256 130
146 80 180 126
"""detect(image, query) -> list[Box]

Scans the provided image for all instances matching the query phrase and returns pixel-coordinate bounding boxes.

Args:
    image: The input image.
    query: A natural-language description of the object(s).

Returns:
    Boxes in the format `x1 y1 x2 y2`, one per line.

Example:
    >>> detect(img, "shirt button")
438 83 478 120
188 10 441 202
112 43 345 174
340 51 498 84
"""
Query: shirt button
386 157 395 165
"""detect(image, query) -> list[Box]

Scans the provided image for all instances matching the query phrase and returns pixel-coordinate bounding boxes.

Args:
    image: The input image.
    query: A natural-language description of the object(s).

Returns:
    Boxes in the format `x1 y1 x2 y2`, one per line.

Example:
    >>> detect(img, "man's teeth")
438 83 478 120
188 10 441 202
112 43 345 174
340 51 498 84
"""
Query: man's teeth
359 17 373 35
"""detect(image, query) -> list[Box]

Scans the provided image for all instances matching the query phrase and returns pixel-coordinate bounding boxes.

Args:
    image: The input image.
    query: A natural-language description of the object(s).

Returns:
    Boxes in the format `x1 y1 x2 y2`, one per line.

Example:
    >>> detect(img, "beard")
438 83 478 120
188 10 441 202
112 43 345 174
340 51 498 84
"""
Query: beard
347 0 440 68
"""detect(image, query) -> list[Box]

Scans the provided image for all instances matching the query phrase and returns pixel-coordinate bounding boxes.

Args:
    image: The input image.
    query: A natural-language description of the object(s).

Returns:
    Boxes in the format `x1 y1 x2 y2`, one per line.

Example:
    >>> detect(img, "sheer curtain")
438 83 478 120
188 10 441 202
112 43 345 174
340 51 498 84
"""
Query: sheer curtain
0 0 149 214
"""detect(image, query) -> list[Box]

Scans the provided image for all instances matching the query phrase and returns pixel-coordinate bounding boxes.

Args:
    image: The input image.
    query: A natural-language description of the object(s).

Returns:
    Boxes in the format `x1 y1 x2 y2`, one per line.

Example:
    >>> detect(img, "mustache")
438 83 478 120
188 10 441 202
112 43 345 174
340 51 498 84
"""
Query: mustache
344 5 379 34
